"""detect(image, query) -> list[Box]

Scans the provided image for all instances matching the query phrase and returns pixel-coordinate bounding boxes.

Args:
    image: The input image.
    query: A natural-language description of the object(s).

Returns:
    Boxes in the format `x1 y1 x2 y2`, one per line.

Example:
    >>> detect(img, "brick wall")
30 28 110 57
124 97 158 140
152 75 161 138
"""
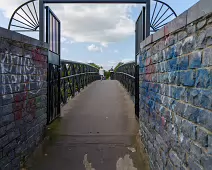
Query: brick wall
139 1 212 169
0 27 48 169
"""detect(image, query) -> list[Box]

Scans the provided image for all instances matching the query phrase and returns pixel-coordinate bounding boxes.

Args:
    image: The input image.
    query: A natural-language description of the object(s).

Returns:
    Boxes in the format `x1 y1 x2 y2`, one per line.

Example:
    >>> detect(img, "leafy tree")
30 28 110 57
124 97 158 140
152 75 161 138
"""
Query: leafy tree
114 62 124 72
88 63 101 69
104 70 110 79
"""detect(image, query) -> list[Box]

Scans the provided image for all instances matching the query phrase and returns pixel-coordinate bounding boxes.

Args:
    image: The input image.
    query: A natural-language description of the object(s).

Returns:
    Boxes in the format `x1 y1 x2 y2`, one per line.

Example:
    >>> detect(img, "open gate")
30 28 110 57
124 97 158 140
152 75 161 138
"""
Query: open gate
45 7 61 124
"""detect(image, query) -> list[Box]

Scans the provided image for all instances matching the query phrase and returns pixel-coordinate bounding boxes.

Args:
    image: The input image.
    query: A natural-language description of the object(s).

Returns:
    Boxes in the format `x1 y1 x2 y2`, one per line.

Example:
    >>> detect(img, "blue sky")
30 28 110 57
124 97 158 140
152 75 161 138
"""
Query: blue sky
0 0 199 70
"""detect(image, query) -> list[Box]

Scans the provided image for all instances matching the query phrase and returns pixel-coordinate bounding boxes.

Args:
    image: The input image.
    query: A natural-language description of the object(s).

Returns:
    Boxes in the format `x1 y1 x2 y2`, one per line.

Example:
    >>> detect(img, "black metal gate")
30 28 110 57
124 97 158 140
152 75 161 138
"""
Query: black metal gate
46 6 61 124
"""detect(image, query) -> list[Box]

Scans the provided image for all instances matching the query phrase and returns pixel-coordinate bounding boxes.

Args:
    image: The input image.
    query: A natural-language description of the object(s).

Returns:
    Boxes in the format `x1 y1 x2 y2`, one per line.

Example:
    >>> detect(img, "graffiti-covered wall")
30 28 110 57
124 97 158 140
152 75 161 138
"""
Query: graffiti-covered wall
0 27 48 169
139 1 212 169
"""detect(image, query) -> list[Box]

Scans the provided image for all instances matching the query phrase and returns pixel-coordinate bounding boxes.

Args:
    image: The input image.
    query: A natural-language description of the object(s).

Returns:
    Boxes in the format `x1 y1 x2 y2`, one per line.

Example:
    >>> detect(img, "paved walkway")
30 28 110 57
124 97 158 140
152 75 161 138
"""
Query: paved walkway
26 80 149 170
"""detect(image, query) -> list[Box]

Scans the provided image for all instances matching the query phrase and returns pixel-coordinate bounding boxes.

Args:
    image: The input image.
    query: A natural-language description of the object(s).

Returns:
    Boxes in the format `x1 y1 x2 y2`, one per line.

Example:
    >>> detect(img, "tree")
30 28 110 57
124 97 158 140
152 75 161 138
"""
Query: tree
114 62 124 72
88 63 100 69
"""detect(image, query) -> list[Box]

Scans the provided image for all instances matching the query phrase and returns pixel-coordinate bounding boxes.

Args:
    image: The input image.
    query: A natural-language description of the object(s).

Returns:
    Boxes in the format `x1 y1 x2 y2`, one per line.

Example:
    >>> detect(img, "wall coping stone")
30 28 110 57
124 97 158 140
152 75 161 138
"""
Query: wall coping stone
140 0 212 48
0 27 48 49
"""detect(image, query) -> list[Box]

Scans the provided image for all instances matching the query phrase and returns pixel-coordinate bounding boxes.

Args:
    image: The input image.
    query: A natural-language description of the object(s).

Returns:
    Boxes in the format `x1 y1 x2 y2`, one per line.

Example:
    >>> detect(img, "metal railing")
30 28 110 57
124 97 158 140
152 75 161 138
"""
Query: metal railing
115 61 135 97
60 60 99 104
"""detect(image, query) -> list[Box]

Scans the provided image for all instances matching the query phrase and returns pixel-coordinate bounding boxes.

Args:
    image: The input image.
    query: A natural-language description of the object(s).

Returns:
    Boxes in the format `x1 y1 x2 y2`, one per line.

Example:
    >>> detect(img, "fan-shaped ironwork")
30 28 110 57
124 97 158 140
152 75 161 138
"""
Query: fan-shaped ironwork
8 0 177 34
150 0 177 32
8 0 39 32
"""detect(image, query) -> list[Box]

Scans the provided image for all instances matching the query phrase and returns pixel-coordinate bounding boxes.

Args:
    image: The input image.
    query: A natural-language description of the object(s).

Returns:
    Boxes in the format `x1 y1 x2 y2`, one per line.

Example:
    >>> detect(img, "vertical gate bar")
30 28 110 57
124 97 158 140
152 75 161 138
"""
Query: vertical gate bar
58 20 61 115
142 6 146 40
46 7 50 124
39 0 44 41
135 64 139 118
146 0 150 37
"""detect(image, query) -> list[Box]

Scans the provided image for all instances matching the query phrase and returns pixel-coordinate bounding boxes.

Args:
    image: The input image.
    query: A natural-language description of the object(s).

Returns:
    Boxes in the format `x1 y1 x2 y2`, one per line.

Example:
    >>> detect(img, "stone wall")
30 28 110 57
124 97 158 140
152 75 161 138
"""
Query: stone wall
0 27 48 169
139 0 212 169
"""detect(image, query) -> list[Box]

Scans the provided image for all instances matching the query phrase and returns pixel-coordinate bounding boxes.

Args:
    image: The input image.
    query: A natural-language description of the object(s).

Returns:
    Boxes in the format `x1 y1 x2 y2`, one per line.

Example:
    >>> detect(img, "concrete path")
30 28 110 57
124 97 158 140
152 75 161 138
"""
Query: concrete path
26 80 149 170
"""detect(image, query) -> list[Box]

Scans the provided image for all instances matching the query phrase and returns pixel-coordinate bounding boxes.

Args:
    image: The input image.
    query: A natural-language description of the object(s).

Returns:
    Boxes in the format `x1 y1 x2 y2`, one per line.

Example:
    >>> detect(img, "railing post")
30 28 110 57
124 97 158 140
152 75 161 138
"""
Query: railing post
135 65 139 118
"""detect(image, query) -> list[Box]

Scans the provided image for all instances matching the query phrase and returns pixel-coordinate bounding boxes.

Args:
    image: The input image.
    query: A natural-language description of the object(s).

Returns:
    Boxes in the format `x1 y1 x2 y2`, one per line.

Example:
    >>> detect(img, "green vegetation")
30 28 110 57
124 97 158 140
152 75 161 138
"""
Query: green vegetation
104 70 110 79
114 62 124 72
88 63 101 69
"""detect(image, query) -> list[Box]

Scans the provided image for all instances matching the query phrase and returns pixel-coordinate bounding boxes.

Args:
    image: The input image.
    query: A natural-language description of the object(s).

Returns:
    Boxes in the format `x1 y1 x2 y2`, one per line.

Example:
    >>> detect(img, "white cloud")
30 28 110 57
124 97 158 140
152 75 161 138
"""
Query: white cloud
0 0 26 18
108 60 117 64
121 58 134 63
61 36 75 44
47 4 136 44
61 37 67 43
1 2 136 44
87 60 93 63
101 42 108 47
62 48 68 53
114 50 119 53
87 44 102 52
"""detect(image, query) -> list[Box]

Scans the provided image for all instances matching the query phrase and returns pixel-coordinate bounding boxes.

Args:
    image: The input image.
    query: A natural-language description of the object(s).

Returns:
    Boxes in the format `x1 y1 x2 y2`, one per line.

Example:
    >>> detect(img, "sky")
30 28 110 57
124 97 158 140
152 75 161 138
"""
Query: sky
0 0 199 70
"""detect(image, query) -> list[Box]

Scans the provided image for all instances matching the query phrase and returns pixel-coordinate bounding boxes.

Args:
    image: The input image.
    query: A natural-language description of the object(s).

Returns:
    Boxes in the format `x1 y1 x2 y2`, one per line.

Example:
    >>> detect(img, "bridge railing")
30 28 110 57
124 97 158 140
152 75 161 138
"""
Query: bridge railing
115 61 135 97
60 60 99 104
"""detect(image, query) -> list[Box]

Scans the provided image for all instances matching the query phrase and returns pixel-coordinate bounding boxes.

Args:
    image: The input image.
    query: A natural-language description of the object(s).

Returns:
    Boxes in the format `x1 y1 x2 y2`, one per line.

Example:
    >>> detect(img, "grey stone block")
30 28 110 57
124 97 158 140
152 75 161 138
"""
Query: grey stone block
181 119 196 140
0 114 14 127
178 30 188 41
0 135 9 148
0 126 6 137
153 27 165 42
187 24 196 35
201 155 212 170
0 27 12 39
187 0 212 25
198 109 212 131
190 142 202 160
188 156 204 170
208 135 212 155
6 122 15 132
183 104 200 123
169 150 182 168
182 35 195 54
196 127 209 147
197 19 207 30
165 11 187 35
0 104 13 116
166 160 174 170
202 48 212 66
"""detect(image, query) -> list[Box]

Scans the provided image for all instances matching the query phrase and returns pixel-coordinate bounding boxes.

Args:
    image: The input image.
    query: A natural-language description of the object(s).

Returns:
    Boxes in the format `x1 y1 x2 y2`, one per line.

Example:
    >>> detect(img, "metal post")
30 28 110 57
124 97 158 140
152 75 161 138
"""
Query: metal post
146 0 150 37
135 64 139 118
39 0 44 41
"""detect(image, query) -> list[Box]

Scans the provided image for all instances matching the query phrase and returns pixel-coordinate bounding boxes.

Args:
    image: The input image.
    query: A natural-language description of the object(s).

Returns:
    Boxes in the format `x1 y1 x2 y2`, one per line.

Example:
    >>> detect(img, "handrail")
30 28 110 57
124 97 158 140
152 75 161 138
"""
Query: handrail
60 60 99 104
116 72 135 79
115 61 135 97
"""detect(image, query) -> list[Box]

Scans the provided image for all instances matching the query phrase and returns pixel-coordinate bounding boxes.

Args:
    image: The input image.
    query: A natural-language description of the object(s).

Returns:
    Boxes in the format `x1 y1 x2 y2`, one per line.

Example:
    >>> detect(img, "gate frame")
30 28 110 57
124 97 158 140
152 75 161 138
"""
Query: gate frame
45 6 61 124
39 0 151 42
39 0 150 119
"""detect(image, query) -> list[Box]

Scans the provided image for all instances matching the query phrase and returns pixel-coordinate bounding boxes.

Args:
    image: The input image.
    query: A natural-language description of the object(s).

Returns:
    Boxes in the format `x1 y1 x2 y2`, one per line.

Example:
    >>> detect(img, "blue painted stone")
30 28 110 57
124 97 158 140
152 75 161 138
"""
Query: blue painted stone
169 58 178 71
195 69 210 88
188 89 200 106
185 105 200 123
171 86 176 99
200 90 212 110
198 109 212 131
178 56 189 70
180 71 195 87
175 87 184 100
189 52 202 68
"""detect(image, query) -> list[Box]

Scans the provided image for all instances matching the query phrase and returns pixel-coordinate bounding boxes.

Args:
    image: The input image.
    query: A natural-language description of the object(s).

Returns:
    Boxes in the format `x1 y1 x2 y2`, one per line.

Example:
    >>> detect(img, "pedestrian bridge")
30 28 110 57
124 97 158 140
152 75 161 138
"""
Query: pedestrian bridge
1 0 212 169
25 80 149 170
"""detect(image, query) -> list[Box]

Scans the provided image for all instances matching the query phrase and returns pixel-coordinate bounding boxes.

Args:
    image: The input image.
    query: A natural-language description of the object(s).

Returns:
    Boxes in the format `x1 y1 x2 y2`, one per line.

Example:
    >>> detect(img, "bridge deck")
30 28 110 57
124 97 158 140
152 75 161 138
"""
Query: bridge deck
26 80 149 170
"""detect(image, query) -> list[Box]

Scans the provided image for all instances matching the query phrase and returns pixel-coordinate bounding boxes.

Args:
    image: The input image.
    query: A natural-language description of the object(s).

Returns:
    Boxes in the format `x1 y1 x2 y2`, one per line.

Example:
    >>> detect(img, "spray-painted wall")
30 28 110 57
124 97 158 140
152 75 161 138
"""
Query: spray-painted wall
0 27 48 169
139 1 212 169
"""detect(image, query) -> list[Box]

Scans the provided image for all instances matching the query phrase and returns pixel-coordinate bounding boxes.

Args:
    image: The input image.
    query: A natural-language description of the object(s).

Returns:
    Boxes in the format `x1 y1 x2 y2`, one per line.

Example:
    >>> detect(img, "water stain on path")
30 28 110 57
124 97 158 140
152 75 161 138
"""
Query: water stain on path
83 154 138 170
